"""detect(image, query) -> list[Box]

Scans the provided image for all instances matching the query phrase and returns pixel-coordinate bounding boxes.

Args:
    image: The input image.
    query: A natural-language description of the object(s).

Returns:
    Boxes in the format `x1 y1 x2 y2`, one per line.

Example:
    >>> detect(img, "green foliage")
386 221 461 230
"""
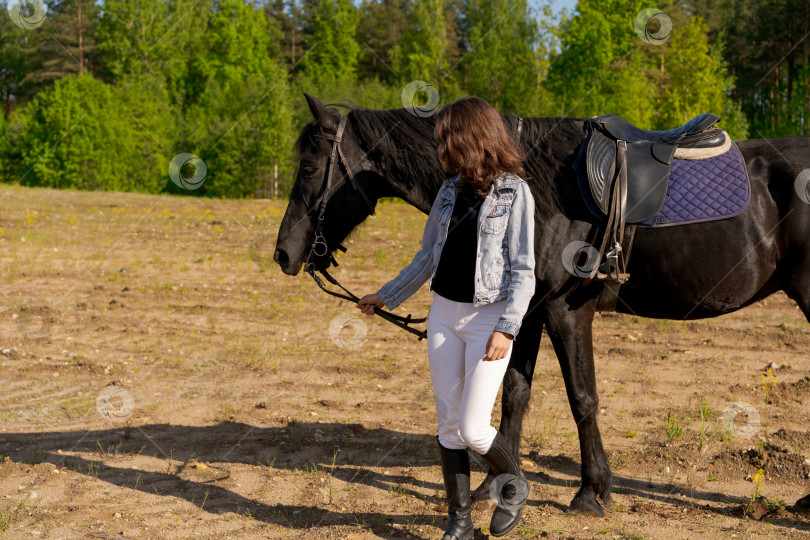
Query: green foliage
664 406 684 444
21 0 101 88
390 0 452 87
547 0 658 124
0 4 30 113
461 0 546 114
691 0 810 136
356 0 412 81
185 65 294 198
94 0 172 79
0 0 800 196
202 0 283 78
183 1 295 197
547 0 747 136
4 72 172 191
94 0 214 108
0 111 9 180
302 0 362 86
658 16 748 138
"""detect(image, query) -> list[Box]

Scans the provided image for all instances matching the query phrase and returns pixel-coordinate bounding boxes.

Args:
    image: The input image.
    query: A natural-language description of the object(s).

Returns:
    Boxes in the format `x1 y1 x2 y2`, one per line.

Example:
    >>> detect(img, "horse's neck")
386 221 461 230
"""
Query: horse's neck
381 165 445 214
406 176 445 214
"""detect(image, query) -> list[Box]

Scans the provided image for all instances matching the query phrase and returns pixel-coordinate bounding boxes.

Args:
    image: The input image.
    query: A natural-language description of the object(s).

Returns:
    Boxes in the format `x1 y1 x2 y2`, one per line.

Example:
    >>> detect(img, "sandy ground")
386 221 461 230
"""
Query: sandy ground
0 185 808 539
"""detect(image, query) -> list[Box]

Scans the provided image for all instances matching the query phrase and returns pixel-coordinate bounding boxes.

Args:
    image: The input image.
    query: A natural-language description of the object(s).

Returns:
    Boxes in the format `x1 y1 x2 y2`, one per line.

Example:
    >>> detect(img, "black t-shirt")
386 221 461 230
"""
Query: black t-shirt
432 181 484 303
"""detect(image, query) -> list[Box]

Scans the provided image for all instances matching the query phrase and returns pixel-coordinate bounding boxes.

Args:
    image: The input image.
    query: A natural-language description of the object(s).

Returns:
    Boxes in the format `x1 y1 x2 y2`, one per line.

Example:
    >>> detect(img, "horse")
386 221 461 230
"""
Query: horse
273 92 810 516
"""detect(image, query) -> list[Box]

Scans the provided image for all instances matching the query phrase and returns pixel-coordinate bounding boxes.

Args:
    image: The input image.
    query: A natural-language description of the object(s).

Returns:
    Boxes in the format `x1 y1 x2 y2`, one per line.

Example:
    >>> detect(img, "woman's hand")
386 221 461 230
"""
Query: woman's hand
483 331 513 361
357 293 384 316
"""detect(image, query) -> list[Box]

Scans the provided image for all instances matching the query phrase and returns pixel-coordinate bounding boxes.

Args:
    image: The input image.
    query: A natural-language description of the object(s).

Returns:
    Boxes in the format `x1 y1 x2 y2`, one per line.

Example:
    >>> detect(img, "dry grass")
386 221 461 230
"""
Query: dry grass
0 184 808 538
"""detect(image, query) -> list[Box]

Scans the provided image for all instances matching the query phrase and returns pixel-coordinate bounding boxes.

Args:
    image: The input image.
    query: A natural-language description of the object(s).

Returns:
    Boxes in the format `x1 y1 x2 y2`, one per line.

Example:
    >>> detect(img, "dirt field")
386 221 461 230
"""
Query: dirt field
0 185 808 539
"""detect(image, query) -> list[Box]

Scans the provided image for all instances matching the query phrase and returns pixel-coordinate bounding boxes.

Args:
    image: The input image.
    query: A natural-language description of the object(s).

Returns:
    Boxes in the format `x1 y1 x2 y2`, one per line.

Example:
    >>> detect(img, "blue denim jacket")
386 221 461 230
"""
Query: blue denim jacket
376 171 536 340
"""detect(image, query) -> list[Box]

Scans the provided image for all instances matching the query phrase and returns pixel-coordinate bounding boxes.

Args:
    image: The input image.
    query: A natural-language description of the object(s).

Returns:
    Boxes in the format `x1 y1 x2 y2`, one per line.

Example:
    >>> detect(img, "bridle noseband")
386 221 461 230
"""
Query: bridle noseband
306 114 375 266
302 112 523 341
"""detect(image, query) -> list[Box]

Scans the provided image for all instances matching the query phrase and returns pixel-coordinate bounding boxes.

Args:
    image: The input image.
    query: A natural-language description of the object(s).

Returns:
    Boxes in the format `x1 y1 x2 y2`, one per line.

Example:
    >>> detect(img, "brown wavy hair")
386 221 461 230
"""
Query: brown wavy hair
433 95 527 198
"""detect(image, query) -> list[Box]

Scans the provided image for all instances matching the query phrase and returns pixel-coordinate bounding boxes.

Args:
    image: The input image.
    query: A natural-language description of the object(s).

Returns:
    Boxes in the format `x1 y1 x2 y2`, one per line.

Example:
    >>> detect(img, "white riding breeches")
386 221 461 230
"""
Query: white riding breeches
427 290 513 454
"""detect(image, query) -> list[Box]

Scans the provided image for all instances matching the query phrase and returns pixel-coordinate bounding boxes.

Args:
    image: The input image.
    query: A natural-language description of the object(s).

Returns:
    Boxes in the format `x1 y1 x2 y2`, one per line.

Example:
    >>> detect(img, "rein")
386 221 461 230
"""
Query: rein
303 113 524 341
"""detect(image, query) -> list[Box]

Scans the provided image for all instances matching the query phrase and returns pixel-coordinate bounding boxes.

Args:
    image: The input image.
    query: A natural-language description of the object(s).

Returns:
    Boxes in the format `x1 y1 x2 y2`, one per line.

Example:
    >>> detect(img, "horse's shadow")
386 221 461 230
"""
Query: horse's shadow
1 422 808 534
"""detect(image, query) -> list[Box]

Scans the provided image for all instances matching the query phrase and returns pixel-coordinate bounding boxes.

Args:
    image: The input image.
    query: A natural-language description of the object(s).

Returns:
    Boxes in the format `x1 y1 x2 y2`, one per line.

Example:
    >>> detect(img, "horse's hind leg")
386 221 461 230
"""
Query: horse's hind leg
795 292 810 323
784 259 810 323
470 307 544 504
795 290 809 324
782 259 810 511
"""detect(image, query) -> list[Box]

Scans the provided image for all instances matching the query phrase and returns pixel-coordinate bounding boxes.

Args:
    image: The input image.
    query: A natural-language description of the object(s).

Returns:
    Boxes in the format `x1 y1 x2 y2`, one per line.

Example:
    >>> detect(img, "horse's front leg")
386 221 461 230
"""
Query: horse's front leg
545 299 612 516
471 306 544 504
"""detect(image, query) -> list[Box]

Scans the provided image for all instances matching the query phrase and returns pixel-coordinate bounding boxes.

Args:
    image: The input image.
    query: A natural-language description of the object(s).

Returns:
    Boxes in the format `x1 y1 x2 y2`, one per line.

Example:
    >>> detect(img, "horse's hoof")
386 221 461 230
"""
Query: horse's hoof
599 491 615 507
790 494 810 517
570 491 604 517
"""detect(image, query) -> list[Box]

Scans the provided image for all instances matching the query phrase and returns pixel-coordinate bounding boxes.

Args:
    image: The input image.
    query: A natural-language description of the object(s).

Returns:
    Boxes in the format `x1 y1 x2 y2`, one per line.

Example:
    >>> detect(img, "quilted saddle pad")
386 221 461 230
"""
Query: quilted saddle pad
637 141 751 227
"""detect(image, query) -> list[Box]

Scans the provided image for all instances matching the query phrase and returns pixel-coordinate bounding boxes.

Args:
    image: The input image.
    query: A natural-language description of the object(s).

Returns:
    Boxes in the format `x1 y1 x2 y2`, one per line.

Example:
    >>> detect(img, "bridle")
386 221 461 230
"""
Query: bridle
301 113 430 339
302 112 523 341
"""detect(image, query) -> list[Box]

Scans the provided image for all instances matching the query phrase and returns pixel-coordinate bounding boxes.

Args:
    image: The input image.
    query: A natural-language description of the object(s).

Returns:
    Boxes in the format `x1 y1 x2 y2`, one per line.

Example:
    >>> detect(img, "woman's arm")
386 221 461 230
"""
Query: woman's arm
375 189 444 310
493 179 536 339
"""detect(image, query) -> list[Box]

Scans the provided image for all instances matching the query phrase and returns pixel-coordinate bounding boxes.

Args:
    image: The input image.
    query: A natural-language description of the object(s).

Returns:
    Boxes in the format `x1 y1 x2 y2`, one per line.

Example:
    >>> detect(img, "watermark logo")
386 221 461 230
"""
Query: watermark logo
96 386 135 423
328 313 367 350
168 153 207 190
634 8 672 45
795 169 810 204
722 401 760 438
16 298 55 340
561 241 600 278
8 0 46 29
401 80 440 118
488 473 529 512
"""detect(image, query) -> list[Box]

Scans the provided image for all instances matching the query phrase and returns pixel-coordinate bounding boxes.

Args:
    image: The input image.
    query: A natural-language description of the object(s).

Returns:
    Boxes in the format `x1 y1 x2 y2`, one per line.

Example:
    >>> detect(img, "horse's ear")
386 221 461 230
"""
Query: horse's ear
303 92 338 132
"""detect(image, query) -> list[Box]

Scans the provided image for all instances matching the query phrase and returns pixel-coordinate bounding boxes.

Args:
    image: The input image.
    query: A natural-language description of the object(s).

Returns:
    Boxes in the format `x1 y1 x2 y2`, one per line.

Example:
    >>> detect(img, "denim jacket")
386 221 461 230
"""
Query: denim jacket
376 171 536 340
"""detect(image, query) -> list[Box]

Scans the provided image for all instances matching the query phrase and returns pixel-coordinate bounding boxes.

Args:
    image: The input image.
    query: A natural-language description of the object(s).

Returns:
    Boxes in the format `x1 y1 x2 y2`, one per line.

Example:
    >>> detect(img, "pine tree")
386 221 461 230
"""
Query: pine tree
0 3 30 115
356 0 411 81
22 0 100 90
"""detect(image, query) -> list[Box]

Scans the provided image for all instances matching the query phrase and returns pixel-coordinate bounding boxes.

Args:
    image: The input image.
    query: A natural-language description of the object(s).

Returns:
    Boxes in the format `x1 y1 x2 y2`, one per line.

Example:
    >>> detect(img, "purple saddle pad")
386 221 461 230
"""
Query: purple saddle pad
638 141 750 227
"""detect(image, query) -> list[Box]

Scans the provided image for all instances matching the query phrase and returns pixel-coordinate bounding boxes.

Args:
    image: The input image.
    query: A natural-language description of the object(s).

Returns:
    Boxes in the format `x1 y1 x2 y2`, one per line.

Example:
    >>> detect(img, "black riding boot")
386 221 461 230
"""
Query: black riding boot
437 436 474 540
478 431 529 537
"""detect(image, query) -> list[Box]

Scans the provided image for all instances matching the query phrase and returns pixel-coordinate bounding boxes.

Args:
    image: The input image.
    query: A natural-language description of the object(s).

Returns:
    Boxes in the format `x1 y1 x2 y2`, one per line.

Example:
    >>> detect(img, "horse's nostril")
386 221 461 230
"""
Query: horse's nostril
274 249 287 265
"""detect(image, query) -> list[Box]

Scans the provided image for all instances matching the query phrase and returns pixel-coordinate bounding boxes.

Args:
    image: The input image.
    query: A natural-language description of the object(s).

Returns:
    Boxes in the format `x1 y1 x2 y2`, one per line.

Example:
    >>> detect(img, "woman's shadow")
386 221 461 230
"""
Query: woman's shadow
2 421 808 535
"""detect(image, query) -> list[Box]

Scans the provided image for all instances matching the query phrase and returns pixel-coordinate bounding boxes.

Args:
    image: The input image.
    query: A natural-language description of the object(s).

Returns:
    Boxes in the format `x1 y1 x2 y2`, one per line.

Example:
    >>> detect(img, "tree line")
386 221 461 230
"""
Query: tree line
0 0 805 198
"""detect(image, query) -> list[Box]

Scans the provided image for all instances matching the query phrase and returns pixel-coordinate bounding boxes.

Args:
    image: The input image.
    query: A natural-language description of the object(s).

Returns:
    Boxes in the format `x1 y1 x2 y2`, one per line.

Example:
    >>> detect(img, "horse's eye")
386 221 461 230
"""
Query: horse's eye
303 166 317 177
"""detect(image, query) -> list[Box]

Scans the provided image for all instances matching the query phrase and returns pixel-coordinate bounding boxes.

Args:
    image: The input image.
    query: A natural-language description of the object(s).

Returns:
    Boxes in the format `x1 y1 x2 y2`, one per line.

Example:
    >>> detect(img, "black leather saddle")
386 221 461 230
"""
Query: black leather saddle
573 112 725 289
581 113 725 223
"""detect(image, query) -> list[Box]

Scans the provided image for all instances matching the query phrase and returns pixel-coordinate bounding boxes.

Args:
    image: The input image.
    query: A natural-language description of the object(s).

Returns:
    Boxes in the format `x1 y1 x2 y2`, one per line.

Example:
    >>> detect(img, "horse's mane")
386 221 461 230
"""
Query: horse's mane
294 103 584 216
518 116 585 215
347 107 442 206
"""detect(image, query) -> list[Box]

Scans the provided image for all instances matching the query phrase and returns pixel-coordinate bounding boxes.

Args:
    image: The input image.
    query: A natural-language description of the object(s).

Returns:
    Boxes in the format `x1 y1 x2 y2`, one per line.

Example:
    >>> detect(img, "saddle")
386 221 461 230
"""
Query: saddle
574 113 727 294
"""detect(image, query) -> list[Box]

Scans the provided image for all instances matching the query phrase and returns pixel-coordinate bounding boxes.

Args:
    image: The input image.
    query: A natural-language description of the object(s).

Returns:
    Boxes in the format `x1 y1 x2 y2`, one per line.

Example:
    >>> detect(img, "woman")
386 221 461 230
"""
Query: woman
356 95 536 539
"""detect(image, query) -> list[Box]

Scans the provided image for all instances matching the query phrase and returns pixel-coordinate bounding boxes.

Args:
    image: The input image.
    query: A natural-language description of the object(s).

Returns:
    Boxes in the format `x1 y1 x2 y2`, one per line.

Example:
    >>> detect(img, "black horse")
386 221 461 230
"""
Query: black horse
274 93 810 516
